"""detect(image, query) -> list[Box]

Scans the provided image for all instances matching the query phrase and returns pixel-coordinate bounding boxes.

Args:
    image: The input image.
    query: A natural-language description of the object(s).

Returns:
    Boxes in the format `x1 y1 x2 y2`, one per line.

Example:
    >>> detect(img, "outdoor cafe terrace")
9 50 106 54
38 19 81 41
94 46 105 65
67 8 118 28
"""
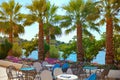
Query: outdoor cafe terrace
0 56 120 80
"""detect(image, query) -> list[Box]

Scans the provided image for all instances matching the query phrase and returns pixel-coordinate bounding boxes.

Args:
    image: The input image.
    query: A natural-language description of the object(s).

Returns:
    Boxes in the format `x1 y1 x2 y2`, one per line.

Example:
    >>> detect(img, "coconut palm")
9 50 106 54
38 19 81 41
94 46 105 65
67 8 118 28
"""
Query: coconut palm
96 0 120 64
24 0 48 60
61 0 100 62
0 0 24 55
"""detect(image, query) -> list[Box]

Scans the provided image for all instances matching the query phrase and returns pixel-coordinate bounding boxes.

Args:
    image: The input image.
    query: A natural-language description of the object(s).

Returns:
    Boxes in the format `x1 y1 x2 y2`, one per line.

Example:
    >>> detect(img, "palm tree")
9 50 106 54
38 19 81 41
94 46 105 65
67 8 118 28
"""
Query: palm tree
97 0 120 64
0 0 24 55
24 0 48 60
44 1 61 59
44 2 61 45
61 0 99 62
43 2 62 57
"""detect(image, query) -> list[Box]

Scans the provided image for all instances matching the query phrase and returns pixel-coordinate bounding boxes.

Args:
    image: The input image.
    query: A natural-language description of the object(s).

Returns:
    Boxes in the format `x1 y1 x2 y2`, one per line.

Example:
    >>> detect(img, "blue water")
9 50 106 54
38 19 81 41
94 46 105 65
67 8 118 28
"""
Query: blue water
92 51 105 64
27 50 105 64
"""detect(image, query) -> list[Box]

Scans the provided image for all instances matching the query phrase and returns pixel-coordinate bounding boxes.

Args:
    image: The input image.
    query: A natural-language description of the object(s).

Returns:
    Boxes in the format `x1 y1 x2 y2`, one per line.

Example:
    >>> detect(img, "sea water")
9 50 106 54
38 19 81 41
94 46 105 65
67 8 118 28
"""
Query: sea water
26 50 105 64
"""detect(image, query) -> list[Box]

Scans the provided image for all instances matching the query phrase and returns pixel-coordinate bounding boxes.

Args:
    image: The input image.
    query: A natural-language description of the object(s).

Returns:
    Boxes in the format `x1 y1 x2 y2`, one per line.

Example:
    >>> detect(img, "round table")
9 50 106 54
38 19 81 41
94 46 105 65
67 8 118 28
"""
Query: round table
83 66 97 75
44 64 54 70
20 67 35 80
57 74 78 80
20 67 35 71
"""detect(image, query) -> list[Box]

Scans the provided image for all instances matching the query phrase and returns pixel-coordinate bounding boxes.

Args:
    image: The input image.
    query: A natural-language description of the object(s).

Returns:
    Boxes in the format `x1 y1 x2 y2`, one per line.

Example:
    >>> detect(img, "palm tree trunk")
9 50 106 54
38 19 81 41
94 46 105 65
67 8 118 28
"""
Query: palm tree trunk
38 21 44 61
8 29 13 56
77 24 84 62
105 17 114 64
46 34 50 58
46 35 50 44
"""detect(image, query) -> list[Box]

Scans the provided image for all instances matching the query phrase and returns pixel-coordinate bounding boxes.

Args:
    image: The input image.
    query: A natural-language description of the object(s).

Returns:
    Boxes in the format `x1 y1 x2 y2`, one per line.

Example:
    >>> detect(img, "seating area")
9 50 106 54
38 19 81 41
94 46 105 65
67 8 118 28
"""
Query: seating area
0 0 120 79
0 60 120 80
6 65 24 80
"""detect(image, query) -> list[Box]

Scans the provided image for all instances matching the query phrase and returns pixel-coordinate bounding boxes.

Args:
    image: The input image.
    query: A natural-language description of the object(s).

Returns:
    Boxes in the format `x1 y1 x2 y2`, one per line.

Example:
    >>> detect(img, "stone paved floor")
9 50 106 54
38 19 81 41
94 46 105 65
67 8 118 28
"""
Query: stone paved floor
0 67 7 80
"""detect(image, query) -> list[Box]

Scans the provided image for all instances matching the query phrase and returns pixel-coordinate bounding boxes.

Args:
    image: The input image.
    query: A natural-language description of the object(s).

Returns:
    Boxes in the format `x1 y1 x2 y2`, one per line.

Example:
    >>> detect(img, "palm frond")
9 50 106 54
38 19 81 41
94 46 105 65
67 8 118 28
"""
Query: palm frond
114 24 120 32
0 10 4 15
1 2 10 15
9 0 15 9
14 3 22 14
50 5 58 15
65 27 75 35
23 14 37 26
99 19 105 25
83 29 92 37
60 15 72 28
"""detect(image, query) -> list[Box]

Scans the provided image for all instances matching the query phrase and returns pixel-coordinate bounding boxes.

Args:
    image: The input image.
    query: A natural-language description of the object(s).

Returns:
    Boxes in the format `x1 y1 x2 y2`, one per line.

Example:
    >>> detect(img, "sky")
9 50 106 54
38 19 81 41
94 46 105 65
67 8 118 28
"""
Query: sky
0 0 105 43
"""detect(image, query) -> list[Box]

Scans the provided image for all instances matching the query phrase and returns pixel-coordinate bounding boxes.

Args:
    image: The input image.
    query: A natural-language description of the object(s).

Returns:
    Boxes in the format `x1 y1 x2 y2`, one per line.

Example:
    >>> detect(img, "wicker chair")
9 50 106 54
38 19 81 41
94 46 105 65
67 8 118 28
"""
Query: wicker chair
33 61 43 80
66 68 73 74
40 70 53 80
53 68 63 79
96 69 109 80
6 65 23 80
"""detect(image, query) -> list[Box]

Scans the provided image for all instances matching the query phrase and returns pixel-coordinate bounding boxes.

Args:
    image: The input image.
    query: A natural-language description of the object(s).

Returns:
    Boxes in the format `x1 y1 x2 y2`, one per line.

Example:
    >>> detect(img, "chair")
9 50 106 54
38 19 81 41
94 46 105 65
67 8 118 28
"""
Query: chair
52 63 60 71
6 65 23 80
61 63 69 72
21 63 30 68
33 62 43 73
66 68 73 74
42 61 49 66
84 73 96 80
96 69 109 80
53 68 63 79
33 62 43 79
40 70 53 80
42 61 49 70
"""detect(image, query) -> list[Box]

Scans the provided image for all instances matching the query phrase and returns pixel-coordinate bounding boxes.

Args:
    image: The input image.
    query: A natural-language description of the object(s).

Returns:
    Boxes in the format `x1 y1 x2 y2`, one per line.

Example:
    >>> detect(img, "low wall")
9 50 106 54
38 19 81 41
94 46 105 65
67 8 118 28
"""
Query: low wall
107 70 120 79
0 60 22 70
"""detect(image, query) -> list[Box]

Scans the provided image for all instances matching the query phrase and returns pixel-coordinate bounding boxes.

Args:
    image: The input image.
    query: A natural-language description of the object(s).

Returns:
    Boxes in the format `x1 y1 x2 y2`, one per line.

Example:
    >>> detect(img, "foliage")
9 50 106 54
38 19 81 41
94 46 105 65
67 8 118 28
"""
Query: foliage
43 41 50 58
61 0 100 34
22 37 49 58
113 33 120 63
50 45 59 58
101 32 120 64
0 0 25 56
58 36 104 62
0 39 12 59
24 0 49 60
61 0 100 62
96 0 120 64
22 40 36 57
58 39 76 59
44 2 61 40
0 0 25 41
96 0 120 28
83 36 104 62
12 43 22 57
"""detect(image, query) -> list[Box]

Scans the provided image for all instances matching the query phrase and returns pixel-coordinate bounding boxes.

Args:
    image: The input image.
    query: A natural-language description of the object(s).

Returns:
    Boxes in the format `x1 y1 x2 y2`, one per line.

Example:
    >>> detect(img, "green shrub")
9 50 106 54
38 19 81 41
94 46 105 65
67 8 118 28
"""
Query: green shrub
50 45 59 58
12 43 22 57
0 39 12 59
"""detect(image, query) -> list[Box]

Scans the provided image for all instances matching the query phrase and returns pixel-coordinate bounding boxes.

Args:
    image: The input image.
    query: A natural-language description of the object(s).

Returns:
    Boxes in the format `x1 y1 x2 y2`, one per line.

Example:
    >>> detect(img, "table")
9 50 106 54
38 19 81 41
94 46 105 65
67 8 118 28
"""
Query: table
83 66 97 75
57 74 78 80
20 67 35 80
45 64 54 70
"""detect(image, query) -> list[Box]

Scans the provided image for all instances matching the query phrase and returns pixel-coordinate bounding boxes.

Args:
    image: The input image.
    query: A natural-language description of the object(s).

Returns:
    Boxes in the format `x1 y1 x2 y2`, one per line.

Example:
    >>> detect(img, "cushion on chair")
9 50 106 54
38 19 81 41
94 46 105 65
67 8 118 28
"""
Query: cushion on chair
84 73 96 80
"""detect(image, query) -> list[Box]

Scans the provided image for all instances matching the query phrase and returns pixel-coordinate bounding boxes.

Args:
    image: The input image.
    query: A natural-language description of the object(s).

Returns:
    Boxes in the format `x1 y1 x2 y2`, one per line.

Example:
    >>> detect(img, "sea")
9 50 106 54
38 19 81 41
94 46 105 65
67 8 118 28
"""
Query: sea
23 50 105 65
